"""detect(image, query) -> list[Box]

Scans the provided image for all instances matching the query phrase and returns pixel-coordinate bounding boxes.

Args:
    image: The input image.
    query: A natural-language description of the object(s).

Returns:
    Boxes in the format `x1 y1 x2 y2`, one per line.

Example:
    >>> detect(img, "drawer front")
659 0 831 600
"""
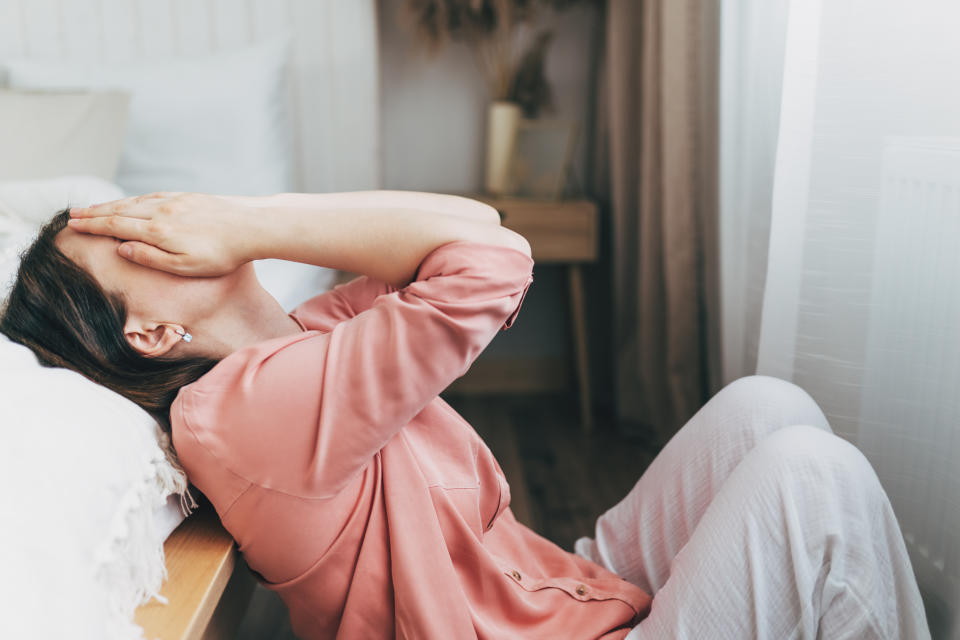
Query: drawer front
480 198 598 263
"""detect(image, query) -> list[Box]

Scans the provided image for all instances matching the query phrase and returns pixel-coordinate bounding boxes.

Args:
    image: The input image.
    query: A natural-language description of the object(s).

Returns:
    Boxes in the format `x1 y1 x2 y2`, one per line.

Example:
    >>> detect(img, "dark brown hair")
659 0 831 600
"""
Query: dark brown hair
0 209 219 430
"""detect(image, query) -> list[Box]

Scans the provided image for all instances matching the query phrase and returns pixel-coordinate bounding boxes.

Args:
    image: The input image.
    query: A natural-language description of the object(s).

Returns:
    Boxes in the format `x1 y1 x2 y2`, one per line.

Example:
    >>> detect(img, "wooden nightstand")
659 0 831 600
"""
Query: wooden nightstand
471 195 599 432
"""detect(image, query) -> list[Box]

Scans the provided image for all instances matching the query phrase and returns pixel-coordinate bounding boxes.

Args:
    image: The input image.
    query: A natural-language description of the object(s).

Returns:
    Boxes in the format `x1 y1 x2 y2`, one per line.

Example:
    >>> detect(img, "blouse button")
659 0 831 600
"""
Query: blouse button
575 584 588 596
511 570 522 581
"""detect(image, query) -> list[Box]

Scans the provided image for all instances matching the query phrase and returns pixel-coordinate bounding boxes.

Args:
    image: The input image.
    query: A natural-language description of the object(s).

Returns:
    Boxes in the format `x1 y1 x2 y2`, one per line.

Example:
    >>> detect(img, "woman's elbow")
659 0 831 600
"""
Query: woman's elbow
458 196 503 227
498 227 532 259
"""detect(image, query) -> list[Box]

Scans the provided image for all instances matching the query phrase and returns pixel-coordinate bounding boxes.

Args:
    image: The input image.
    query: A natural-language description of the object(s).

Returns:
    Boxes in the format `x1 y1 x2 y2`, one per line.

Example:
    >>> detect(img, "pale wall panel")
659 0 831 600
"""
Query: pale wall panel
251 0 292 40
0 0 25 59
59 1 108 62
99 0 139 63
211 0 253 50
136 0 177 60
20 0 61 58
172 0 214 57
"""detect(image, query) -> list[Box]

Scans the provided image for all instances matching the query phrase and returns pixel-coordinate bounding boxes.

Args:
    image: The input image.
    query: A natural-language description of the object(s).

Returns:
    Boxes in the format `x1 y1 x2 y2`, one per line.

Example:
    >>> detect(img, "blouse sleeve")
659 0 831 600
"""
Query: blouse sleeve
288 275 398 332
175 240 534 498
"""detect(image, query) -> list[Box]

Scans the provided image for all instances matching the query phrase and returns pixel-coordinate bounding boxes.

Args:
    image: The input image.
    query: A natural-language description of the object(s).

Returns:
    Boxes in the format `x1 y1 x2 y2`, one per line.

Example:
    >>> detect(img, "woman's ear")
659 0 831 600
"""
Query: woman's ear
124 321 186 358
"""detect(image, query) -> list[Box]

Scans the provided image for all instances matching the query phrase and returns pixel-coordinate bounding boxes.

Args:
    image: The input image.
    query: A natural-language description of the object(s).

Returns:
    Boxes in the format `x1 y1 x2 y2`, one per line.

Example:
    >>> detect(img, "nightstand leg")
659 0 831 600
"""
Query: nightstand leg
567 265 593 432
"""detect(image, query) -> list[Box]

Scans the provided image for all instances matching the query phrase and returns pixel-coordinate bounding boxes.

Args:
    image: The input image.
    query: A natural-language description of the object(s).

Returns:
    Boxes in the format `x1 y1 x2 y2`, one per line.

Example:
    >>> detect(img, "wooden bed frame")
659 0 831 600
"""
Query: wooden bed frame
134 499 255 640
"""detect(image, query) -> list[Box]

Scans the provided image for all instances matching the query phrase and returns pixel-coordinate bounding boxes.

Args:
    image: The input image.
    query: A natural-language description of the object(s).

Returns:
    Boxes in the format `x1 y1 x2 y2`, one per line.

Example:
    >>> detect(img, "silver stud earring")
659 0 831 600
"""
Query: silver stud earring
175 328 193 343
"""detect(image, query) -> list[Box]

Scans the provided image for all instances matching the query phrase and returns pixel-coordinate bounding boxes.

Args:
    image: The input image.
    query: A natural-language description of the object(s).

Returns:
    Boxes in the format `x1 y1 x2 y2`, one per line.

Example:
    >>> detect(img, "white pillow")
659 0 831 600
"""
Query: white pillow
5 37 294 197
0 90 130 182
0 176 125 301
253 258 340 312
0 175 124 225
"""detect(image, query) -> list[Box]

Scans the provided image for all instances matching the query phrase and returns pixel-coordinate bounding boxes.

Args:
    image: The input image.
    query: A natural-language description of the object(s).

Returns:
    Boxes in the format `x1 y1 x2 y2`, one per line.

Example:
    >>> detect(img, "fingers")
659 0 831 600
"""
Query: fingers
70 199 149 219
69 192 184 219
117 241 188 275
67 215 154 242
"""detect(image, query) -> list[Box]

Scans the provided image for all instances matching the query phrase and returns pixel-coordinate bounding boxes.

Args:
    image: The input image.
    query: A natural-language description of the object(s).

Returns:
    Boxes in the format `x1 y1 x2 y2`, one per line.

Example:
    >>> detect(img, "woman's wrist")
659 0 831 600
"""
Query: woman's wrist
232 201 286 263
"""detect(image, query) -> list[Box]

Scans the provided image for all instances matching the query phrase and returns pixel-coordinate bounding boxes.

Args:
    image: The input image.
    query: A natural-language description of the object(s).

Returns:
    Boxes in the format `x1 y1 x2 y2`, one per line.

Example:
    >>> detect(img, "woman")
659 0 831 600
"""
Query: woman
0 192 929 639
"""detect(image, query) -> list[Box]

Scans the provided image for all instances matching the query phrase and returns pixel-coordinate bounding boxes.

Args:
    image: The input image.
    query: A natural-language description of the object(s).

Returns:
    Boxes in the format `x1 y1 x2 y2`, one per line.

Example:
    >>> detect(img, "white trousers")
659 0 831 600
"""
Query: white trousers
573 376 931 639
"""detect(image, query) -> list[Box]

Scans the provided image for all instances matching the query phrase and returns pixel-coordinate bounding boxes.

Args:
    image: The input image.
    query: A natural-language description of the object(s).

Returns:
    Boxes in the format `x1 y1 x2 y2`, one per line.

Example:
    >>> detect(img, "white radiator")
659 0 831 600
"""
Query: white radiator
859 136 960 624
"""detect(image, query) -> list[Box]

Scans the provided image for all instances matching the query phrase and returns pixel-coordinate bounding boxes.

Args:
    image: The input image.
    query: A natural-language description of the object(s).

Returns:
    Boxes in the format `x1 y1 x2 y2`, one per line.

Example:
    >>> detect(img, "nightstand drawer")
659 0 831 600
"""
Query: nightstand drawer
471 196 598 263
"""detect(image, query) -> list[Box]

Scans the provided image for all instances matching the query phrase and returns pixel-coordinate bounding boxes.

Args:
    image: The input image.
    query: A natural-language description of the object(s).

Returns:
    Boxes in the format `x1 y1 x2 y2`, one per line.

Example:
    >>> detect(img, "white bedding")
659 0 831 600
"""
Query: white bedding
0 177 197 640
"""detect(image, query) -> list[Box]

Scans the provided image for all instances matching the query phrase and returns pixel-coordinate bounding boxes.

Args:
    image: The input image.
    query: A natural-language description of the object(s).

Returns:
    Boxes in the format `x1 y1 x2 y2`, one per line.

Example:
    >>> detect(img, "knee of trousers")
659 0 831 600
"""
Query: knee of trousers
737 427 914 632
714 375 833 435
749 424 885 511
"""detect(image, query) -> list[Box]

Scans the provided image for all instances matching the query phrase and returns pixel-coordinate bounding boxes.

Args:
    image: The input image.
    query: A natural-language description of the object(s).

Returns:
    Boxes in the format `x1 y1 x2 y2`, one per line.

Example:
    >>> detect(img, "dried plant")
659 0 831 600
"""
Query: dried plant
509 30 554 117
401 0 594 108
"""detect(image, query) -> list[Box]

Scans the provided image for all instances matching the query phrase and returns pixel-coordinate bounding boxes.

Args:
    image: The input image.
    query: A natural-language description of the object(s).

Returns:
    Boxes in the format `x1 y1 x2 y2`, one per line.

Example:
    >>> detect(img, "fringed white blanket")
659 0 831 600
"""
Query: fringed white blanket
95 425 199 640
0 336 197 640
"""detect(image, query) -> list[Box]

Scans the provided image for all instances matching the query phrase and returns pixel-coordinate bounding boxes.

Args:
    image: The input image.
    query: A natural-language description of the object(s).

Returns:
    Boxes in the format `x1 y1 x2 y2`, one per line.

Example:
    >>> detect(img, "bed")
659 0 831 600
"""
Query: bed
0 1 380 637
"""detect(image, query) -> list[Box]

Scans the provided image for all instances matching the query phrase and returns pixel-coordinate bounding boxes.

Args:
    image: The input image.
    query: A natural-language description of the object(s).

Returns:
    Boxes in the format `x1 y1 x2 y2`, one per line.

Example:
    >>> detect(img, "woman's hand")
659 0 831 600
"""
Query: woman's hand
67 192 260 277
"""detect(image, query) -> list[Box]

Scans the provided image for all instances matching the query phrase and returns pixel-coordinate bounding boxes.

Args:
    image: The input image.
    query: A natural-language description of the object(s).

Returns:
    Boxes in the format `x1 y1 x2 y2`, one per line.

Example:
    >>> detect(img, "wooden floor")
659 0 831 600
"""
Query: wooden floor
235 391 660 639
447 391 659 549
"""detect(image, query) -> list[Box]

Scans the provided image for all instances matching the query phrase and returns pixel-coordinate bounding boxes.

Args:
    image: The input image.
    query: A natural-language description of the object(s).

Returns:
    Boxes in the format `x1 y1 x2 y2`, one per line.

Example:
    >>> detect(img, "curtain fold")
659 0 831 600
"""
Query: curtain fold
602 0 717 442
717 0 790 384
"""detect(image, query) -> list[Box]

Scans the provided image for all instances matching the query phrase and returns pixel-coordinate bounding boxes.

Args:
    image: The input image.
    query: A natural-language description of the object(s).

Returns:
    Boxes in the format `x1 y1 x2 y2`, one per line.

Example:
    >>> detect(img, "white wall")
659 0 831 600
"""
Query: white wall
376 1 601 360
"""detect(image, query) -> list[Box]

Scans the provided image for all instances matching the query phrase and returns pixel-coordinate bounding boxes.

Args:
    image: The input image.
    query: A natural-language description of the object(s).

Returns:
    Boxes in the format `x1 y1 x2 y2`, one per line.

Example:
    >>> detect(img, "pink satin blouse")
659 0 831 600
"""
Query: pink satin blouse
170 240 652 639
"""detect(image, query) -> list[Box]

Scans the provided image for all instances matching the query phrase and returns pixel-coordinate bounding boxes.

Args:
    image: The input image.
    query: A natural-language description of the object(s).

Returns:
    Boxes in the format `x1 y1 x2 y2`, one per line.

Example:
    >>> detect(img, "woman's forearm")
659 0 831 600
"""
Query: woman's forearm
245 192 529 288
231 190 502 227
65 191 524 281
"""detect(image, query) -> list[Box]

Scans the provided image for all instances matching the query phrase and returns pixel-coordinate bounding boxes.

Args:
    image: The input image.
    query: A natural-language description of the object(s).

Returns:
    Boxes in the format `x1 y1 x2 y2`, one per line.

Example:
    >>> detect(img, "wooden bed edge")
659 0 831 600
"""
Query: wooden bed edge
134 499 255 640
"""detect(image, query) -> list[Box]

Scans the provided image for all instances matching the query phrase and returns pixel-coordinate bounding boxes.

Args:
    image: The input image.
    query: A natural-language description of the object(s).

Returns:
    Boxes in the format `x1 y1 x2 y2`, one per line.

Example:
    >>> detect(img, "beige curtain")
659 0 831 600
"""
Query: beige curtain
595 0 720 443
